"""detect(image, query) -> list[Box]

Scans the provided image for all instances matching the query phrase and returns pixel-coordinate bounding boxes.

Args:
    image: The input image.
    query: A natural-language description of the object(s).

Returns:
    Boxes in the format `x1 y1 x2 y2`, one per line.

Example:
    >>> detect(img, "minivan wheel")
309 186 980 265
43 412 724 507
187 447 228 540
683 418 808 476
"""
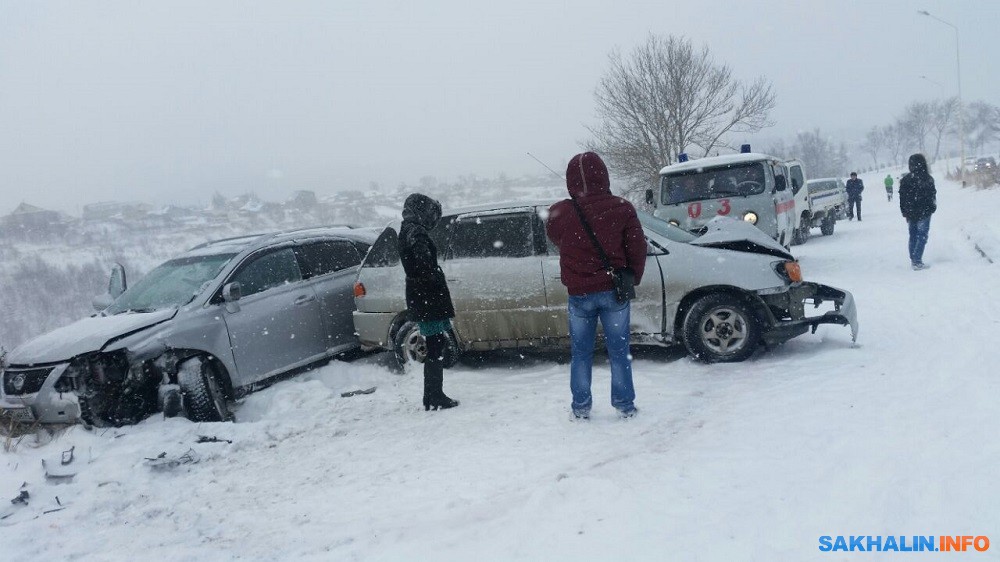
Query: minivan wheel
392 321 460 370
177 356 231 422
682 294 761 363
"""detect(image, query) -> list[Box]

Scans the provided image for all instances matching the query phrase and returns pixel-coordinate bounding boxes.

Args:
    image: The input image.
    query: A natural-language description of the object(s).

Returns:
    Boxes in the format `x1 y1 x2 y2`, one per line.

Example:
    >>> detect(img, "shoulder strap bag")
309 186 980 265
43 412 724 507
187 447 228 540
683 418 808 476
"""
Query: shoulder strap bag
569 198 636 304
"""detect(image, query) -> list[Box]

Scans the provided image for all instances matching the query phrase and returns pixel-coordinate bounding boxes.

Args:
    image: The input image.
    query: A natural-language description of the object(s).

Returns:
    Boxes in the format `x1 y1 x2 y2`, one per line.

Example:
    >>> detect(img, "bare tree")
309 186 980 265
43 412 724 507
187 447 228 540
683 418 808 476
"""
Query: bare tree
884 122 906 166
900 101 933 156
588 35 777 195
961 101 1000 155
927 97 959 162
860 126 886 167
787 129 843 178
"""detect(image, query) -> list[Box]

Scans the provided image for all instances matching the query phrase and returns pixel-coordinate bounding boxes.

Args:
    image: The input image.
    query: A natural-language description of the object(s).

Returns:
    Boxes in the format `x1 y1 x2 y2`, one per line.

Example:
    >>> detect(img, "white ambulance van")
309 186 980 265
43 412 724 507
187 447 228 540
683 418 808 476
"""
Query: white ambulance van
646 146 796 249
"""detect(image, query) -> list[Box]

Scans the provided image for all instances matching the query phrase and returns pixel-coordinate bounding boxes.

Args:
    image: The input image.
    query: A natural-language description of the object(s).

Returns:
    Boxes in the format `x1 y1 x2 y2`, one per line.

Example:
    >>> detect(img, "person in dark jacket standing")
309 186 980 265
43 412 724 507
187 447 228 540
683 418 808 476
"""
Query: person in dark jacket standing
898 153 937 270
845 172 864 220
398 193 459 410
545 152 646 420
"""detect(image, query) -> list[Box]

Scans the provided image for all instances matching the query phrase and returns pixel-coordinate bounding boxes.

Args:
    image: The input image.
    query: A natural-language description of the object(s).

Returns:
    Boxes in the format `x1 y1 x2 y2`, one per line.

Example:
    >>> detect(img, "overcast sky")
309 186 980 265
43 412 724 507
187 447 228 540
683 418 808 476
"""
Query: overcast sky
2 0 997 213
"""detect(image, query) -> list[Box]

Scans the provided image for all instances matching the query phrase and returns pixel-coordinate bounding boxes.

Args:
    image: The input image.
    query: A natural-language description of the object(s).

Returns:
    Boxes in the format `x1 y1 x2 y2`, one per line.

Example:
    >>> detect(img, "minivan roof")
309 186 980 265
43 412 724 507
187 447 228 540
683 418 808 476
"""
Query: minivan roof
659 153 779 175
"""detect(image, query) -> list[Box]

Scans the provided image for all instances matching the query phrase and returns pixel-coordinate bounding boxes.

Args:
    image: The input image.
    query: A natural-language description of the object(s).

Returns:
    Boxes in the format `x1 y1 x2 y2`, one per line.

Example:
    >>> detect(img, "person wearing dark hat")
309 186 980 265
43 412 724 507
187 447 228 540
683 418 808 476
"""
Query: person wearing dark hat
545 152 645 420
898 153 937 270
398 193 459 410
845 172 864 220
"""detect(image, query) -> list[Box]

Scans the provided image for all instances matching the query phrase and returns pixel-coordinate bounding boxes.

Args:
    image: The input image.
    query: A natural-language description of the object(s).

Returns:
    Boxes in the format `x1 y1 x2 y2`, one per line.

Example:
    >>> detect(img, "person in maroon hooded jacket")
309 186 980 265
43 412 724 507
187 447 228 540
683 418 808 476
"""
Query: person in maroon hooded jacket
545 152 646 419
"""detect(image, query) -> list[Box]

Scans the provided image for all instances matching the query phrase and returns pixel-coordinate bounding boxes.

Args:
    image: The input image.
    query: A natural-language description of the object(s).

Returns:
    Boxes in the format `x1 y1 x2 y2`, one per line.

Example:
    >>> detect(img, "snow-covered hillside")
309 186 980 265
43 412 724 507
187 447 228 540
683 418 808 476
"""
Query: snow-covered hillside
2 171 998 561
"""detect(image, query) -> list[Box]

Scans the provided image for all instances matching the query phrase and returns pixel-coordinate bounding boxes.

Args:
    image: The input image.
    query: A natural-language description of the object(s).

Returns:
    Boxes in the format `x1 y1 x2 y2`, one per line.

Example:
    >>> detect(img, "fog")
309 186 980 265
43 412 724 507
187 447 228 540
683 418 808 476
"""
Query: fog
1 0 997 213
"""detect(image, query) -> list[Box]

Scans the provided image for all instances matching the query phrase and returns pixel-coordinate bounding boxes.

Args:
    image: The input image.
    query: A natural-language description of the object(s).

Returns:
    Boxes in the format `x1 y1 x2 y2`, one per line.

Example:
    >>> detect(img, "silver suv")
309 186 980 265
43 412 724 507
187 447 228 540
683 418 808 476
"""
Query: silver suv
0 227 376 426
352 201 858 366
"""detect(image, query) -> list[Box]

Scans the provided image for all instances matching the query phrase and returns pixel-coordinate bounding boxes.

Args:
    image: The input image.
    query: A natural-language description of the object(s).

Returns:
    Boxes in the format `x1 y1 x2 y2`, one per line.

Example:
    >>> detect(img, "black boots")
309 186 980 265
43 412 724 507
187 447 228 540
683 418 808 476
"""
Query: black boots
423 333 458 411
422 364 458 410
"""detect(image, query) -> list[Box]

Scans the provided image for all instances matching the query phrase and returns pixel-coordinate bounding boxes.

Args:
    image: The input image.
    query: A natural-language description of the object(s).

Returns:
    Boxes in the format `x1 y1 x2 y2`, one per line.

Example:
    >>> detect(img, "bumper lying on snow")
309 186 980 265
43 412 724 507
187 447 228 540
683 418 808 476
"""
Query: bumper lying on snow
761 282 859 346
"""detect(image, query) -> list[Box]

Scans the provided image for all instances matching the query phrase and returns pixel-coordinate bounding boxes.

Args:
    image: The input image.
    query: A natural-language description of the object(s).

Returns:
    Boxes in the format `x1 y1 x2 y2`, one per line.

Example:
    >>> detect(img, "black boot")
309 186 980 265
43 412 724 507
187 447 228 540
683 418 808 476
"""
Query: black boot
423 333 458 411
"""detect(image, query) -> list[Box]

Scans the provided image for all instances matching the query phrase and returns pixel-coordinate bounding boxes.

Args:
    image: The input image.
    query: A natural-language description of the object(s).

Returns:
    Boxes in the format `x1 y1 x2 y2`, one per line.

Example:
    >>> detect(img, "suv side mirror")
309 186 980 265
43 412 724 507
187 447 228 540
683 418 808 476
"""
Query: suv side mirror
645 189 655 206
222 282 242 313
109 263 127 298
222 282 242 302
92 293 114 312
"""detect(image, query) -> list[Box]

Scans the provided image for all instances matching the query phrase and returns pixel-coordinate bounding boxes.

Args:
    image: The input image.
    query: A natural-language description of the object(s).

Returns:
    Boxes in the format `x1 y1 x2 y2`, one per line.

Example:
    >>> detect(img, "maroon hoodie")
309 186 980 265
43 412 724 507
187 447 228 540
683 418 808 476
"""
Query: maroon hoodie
545 152 646 296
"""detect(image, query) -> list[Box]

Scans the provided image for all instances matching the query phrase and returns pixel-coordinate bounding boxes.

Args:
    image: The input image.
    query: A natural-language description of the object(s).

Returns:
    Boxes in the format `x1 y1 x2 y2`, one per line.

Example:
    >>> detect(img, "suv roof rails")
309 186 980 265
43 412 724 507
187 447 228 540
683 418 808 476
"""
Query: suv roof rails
188 232 273 250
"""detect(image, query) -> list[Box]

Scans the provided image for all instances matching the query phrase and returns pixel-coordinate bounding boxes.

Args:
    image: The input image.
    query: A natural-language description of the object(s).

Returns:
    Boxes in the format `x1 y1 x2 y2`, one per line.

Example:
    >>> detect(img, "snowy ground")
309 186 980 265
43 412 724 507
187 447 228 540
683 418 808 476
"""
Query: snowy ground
3 171 999 561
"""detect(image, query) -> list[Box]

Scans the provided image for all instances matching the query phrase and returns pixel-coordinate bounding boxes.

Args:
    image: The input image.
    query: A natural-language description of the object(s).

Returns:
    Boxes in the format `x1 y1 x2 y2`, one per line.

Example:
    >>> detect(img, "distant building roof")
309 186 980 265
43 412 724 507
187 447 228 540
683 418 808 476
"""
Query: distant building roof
11 202 51 215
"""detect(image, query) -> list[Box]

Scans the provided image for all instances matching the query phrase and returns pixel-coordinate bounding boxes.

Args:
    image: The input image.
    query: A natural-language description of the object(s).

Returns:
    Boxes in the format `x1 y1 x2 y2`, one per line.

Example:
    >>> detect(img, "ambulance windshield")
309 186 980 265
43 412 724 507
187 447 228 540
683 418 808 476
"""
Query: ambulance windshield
660 162 767 205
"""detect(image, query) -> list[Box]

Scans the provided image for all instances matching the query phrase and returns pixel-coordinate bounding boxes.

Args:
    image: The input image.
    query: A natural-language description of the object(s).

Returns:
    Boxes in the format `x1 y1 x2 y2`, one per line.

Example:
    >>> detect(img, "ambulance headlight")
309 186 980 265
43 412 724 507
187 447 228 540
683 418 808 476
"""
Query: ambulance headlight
742 212 758 224
668 219 680 227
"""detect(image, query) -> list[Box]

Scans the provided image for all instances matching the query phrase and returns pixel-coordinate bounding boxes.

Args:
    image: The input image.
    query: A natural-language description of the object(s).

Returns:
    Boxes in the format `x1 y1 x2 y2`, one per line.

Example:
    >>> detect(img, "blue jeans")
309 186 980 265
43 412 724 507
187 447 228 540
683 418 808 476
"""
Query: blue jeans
568 290 636 414
908 216 931 264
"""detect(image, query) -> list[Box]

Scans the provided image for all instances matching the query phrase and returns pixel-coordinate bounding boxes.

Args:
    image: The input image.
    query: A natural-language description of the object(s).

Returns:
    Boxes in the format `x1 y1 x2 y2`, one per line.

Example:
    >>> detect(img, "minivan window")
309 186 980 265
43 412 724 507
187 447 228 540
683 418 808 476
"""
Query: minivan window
106 253 235 314
296 240 361 278
231 248 302 297
449 213 534 259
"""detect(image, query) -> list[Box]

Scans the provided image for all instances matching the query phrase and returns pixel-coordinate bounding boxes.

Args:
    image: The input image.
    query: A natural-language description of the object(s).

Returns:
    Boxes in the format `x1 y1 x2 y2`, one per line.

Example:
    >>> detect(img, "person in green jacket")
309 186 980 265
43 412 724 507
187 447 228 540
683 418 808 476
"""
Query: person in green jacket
884 174 894 202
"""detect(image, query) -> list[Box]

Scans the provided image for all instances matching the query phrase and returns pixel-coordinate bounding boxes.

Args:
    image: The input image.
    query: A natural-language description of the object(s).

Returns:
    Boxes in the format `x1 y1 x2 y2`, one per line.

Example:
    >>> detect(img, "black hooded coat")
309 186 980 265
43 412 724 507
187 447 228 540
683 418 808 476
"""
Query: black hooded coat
898 154 937 222
398 193 455 322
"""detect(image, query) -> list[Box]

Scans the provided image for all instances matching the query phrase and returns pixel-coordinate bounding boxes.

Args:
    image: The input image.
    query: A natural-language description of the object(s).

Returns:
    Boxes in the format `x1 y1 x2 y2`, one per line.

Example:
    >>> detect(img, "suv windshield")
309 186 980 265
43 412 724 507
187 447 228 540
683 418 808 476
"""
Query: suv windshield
105 253 235 314
660 161 767 205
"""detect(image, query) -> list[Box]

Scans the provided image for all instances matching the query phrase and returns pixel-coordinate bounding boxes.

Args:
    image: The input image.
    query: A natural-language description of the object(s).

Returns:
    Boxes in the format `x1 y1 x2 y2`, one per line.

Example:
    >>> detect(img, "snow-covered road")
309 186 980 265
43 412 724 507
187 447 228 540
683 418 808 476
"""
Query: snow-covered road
3 169 998 561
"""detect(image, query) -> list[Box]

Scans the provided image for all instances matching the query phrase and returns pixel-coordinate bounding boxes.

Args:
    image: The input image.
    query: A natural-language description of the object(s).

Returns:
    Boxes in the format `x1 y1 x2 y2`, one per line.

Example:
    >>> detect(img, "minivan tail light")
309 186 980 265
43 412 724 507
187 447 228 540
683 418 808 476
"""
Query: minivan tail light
353 282 366 298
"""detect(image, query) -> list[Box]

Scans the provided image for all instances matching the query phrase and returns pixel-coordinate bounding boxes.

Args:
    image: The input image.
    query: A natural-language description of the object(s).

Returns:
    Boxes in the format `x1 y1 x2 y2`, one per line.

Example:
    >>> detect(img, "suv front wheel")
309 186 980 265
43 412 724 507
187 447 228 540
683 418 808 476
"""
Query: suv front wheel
177 355 231 422
682 293 762 363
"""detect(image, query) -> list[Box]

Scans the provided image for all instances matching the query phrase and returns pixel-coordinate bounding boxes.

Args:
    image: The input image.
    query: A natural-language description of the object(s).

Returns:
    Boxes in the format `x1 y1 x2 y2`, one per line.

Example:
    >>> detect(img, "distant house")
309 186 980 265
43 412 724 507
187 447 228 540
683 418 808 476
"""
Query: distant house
82 201 151 221
1 202 68 239
287 190 318 210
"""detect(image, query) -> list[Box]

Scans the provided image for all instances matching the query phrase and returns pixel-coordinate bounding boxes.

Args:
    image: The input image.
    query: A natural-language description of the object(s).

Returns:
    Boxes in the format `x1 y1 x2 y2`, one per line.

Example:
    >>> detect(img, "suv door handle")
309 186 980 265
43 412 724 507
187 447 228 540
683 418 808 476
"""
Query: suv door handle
293 294 316 305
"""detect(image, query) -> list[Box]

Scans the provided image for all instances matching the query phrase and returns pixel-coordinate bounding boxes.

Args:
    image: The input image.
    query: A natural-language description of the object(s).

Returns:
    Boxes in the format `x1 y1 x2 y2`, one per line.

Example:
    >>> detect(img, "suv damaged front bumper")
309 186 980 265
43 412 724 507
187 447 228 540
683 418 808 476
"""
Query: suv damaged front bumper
758 282 858 346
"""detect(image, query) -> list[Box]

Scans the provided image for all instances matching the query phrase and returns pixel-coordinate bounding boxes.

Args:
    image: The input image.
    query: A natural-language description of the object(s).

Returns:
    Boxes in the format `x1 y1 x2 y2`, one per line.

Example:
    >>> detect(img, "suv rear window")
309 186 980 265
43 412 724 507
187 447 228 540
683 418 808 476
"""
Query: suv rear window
363 228 400 268
296 240 361 278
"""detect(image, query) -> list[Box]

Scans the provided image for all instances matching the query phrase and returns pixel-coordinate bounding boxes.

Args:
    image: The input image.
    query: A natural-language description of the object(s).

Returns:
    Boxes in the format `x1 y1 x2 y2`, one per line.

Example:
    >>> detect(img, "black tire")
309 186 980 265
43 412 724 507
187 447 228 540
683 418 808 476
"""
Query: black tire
392 321 460 370
177 356 231 422
791 214 810 246
820 216 835 236
682 293 761 363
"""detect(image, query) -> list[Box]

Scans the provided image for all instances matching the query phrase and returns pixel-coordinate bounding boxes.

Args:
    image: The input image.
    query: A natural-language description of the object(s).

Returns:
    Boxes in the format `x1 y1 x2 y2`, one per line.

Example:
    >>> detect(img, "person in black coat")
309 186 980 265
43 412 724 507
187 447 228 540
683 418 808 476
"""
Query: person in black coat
398 193 459 410
845 172 864 220
898 153 937 270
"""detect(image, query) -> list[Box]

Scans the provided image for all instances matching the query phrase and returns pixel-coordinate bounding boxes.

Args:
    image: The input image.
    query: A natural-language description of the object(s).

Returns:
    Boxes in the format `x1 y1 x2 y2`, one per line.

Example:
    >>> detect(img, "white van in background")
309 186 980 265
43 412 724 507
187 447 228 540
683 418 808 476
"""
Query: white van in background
646 145 796 249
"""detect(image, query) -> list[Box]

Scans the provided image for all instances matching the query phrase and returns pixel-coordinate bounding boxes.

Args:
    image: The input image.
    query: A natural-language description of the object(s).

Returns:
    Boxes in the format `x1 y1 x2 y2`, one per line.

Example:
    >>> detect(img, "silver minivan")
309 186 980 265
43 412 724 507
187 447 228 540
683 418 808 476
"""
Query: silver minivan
352 201 858 366
0 227 376 426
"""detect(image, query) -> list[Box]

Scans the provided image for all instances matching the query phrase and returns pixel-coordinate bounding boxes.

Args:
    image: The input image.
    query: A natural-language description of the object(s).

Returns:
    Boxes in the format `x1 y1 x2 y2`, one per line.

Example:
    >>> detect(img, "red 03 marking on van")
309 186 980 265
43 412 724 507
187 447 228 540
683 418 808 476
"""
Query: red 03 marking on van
687 202 702 218
775 200 795 214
